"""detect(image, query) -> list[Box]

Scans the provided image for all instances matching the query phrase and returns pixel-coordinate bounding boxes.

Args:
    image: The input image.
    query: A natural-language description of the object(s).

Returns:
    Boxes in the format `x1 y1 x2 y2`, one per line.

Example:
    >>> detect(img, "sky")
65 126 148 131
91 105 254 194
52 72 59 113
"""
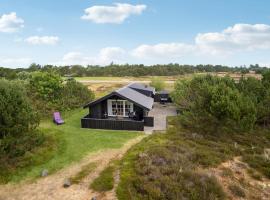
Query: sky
1 0 270 68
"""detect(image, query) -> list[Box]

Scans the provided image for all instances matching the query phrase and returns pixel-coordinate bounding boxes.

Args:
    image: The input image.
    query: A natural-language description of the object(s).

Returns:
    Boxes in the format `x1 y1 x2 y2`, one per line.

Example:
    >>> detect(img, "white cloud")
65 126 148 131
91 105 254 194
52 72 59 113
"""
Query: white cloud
99 47 125 61
0 12 24 33
25 36 59 45
132 23 270 60
196 24 270 54
0 57 31 67
81 3 146 24
132 43 196 59
53 23 270 65
54 47 126 66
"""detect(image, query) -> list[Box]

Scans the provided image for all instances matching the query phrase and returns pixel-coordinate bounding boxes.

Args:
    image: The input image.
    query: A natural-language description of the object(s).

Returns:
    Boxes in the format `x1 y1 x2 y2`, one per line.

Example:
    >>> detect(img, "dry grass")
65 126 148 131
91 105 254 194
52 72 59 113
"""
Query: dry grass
86 83 125 98
70 162 97 184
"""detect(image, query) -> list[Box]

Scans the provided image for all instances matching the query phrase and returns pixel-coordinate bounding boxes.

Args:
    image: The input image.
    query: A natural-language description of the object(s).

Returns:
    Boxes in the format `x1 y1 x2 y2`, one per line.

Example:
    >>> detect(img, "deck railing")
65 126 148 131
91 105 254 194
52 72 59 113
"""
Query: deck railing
81 115 144 131
144 116 154 127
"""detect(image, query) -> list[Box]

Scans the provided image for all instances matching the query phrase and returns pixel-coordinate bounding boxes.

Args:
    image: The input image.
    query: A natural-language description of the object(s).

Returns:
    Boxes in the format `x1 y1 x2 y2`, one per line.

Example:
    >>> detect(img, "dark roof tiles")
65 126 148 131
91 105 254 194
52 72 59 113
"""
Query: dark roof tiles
116 86 153 110
84 84 154 111
128 82 155 93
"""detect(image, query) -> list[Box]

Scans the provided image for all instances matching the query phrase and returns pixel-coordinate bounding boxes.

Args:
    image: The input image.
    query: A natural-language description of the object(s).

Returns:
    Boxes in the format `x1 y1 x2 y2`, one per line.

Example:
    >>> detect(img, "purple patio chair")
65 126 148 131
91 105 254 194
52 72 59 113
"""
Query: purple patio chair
53 112 64 125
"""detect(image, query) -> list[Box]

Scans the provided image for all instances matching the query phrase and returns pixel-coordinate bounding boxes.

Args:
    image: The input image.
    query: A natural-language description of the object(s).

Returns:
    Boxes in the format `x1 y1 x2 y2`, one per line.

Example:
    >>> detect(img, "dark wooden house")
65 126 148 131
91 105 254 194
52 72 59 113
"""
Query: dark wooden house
127 83 155 97
82 85 154 131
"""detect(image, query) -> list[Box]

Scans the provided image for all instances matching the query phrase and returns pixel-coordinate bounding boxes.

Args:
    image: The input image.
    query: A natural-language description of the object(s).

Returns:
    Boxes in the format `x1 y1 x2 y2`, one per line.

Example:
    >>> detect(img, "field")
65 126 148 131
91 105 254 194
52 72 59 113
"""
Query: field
75 72 262 98
5 109 141 183
76 76 180 98
75 76 180 82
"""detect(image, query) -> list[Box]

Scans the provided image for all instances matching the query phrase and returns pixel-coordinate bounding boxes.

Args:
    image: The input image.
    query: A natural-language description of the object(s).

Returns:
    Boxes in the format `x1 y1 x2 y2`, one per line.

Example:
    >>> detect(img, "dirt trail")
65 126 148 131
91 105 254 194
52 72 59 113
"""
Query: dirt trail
0 135 146 200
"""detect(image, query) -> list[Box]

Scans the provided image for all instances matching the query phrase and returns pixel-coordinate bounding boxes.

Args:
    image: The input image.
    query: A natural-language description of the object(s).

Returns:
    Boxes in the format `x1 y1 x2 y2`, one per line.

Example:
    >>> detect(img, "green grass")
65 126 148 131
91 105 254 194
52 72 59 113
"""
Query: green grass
70 162 97 184
7 109 141 183
90 165 115 191
90 160 119 192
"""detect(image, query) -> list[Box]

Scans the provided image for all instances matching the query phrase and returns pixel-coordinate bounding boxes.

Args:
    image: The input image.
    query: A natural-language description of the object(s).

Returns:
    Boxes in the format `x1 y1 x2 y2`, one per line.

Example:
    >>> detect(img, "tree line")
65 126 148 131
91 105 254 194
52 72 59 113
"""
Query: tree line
172 72 270 134
0 63 268 78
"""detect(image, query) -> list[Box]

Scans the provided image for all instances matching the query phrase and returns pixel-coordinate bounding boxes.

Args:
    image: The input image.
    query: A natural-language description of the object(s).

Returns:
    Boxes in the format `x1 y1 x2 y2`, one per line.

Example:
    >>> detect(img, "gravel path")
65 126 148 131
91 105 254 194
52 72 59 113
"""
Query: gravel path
145 103 177 134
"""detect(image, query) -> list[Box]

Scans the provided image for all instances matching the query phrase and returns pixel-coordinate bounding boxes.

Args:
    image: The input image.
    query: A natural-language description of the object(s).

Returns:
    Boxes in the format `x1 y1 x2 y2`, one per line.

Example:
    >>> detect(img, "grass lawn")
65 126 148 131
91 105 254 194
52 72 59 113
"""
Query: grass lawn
9 109 141 183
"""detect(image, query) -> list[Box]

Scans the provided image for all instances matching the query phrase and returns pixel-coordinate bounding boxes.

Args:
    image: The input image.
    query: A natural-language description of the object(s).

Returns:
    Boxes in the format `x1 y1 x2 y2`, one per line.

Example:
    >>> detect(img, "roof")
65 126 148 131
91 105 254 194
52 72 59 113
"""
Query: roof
84 86 154 111
116 87 153 110
128 82 155 93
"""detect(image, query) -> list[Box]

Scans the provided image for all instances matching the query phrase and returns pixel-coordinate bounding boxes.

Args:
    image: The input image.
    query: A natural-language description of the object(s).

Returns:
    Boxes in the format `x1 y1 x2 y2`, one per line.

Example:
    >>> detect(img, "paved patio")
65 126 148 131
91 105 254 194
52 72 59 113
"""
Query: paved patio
145 103 177 134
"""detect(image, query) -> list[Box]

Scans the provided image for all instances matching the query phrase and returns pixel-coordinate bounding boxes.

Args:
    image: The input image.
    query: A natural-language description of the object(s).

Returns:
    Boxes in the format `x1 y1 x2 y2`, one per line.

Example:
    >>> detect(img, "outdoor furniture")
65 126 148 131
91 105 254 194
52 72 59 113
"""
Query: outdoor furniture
128 111 137 120
53 112 64 125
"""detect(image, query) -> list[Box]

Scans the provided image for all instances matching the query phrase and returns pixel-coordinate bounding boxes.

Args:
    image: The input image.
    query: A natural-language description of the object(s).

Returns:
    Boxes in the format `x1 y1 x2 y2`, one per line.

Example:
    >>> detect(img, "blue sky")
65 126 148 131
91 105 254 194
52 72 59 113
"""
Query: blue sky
1 0 270 68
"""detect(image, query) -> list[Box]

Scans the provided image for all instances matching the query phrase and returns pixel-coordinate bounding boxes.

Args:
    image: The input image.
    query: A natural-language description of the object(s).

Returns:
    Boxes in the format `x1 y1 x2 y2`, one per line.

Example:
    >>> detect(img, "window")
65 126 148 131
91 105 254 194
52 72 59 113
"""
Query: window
108 100 133 117
112 100 124 115
125 101 133 116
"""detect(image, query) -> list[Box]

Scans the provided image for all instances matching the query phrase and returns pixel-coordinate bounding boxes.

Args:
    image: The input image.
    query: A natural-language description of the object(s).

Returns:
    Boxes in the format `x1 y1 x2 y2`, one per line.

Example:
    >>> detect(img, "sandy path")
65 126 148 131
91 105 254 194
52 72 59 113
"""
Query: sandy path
0 135 146 200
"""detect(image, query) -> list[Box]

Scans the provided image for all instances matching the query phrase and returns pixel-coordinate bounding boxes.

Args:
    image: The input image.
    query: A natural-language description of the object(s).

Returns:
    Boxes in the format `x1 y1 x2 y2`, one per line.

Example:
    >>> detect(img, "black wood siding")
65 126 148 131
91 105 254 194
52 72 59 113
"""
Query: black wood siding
81 115 144 131
144 116 154 127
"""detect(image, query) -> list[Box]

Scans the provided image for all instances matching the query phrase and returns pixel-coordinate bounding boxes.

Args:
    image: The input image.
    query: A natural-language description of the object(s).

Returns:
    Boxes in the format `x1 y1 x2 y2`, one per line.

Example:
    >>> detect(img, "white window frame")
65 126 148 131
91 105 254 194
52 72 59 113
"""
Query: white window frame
107 99 134 117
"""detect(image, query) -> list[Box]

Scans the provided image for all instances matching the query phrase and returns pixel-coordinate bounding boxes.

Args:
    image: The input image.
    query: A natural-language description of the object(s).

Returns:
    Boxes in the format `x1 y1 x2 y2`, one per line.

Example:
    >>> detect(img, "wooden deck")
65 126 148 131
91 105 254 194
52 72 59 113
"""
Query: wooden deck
81 115 145 131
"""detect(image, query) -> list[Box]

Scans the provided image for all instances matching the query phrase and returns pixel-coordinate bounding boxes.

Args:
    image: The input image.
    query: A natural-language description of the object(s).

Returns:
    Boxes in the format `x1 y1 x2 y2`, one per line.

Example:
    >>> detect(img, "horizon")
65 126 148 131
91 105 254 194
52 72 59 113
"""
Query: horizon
0 63 266 70
1 0 270 68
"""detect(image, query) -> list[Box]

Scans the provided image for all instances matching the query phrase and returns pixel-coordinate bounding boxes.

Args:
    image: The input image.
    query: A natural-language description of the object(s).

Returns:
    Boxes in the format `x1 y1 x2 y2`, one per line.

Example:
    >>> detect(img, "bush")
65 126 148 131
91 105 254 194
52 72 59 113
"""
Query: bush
172 75 256 134
62 79 95 110
0 79 50 183
150 78 165 91
29 71 63 102
27 72 94 116
0 80 39 138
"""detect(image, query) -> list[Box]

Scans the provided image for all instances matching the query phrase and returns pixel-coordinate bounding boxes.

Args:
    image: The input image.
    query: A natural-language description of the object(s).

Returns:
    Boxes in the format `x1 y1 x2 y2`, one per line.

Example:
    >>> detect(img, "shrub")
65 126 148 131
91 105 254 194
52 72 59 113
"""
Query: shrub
0 80 39 138
29 71 63 102
150 78 165 91
0 79 49 183
172 75 256 134
27 72 94 116
62 79 95 110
